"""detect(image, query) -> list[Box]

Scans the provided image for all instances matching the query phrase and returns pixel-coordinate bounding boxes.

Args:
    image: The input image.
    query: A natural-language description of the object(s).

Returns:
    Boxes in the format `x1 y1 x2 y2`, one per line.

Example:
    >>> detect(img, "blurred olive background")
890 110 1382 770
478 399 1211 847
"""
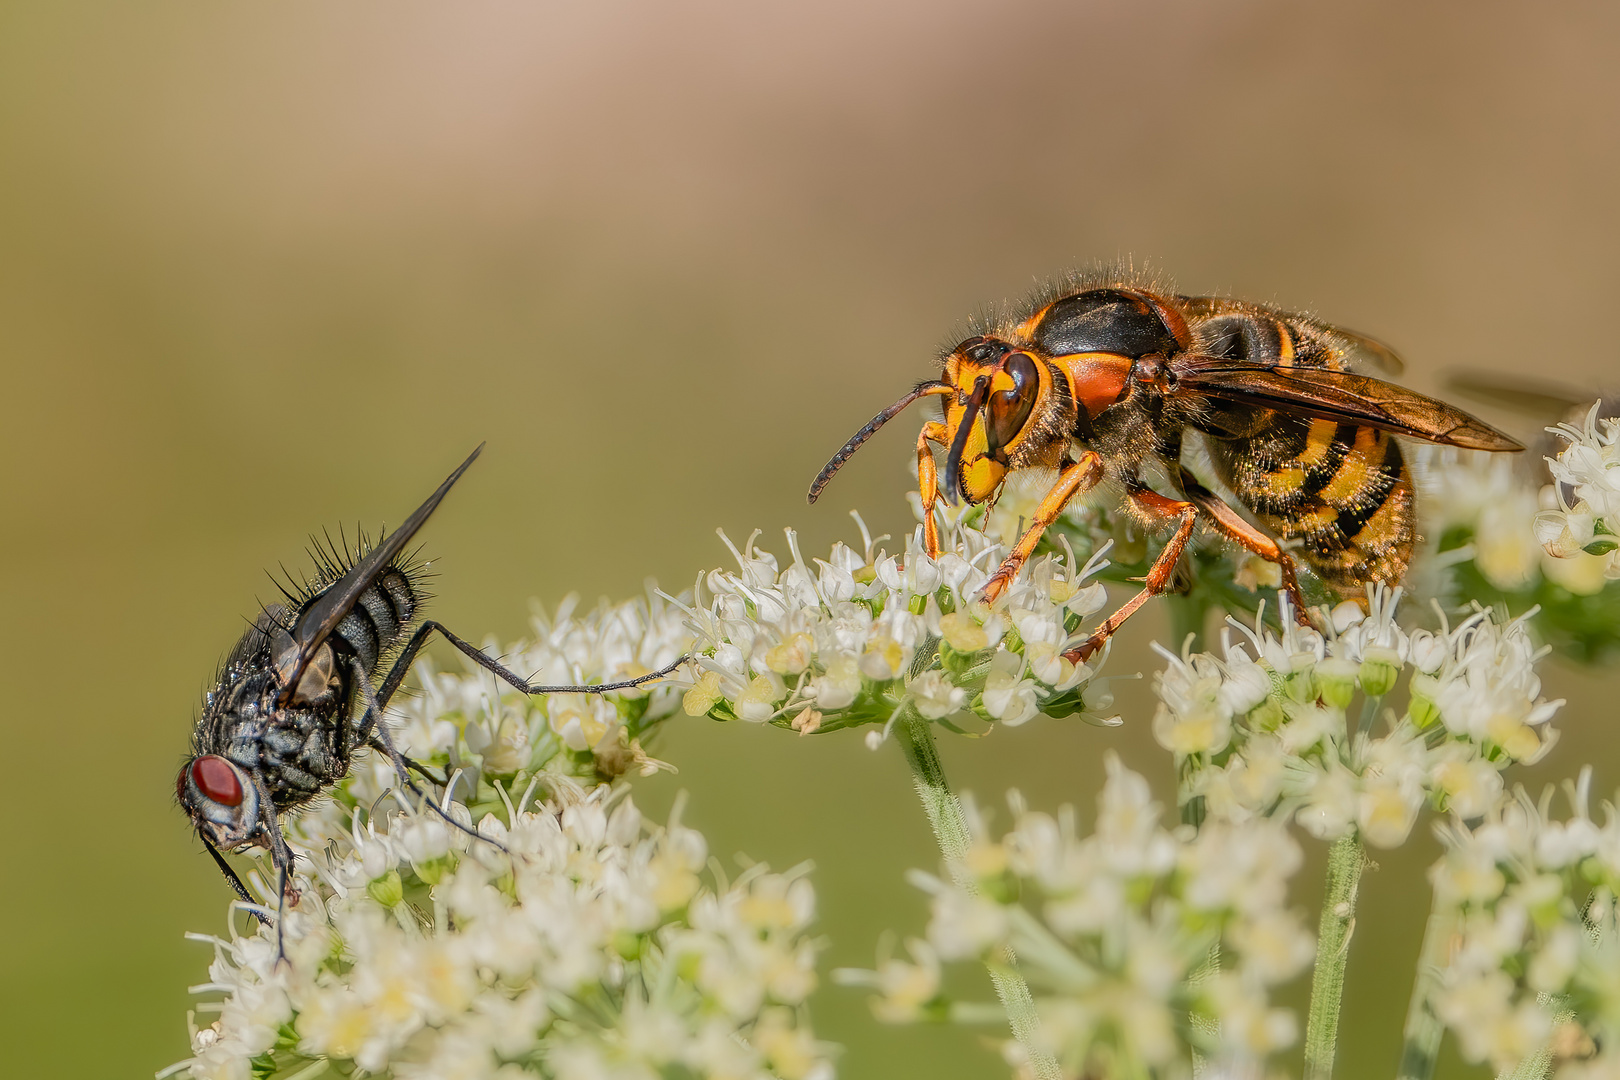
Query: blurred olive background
2 2 1619 1077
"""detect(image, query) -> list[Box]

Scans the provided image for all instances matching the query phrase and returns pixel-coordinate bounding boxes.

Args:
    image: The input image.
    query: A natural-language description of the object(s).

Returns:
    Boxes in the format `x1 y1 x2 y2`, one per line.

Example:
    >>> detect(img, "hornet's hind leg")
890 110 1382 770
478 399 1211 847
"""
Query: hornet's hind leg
1174 473 1312 626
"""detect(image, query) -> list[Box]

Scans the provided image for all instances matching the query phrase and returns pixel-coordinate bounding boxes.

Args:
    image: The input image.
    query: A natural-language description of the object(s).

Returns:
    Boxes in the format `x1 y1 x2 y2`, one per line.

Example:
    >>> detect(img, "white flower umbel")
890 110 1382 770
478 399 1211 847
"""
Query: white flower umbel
672 517 1119 744
1419 448 1547 593
1536 403 1620 578
165 787 830 1080
1428 770 1620 1077
839 754 1312 1078
1156 587 1561 849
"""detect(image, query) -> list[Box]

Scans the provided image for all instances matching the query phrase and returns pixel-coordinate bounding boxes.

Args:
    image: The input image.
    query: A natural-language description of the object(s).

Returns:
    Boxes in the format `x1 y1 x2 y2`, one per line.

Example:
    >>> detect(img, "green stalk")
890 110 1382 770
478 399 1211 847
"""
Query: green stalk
895 705 1060 1080
1396 903 1455 1080
1304 834 1366 1080
1498 995 1573 1080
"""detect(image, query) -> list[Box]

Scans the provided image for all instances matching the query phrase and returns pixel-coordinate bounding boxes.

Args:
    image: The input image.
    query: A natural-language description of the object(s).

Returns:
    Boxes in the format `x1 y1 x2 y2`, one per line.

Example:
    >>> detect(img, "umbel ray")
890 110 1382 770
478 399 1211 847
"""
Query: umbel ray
176 445 684 954
810 270 1524 658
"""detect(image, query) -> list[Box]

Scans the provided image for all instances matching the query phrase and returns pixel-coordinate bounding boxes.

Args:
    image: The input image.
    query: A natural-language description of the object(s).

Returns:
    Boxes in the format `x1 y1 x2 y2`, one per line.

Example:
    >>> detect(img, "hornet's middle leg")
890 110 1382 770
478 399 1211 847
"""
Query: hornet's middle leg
1064 486 1199 663
1174 471 1312 627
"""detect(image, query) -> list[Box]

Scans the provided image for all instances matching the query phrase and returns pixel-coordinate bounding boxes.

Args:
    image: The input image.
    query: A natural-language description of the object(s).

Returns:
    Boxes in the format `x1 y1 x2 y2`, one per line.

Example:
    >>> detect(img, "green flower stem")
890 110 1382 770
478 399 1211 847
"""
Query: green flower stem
1397 903 1455 1080
1304 833 1366 1080
895 705 1060 1080
1499 995 1573 1080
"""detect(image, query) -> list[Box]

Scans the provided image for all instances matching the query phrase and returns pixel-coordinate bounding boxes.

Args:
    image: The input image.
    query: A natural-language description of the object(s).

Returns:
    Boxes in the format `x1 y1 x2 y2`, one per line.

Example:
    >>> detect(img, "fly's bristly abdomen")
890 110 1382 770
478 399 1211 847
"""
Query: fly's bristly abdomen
332 566 419 675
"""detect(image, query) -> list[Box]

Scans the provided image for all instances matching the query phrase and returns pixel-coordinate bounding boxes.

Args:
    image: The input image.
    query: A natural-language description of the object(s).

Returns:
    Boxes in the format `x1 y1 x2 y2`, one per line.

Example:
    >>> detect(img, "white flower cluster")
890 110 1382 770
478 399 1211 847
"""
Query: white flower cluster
1536 404 1620 579
1154 589 1561 848
675 519 1120 743
1418 448 1550 593
166 786 829 1080
842 754 1312 1077
1429 771 1620 1077
349 585 694 808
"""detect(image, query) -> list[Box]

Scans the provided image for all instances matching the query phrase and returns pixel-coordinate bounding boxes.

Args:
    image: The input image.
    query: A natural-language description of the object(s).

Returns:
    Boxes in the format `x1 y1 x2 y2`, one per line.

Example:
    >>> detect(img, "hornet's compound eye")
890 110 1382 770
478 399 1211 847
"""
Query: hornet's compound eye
964 338 1010 365
186 755 245 807
986 352 1039 457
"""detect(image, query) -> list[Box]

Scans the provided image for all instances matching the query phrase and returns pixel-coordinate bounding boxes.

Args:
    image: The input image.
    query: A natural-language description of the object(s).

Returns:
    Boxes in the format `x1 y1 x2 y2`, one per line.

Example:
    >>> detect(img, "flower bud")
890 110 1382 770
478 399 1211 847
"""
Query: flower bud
1358 646 1402 698
1408 674 1441 729
366 869 404 909
412 854 455 885
1408 631 1447 675
1315 657 1358 709
682 671 723 717
1249 696 1285 732
938 611 988 653
1284 662 1317 704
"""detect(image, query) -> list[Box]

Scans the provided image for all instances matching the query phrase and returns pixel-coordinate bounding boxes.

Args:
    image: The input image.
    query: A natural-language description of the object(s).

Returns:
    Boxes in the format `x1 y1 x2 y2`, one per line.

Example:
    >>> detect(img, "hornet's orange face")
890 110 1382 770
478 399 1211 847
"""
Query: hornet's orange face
938 337 1057 504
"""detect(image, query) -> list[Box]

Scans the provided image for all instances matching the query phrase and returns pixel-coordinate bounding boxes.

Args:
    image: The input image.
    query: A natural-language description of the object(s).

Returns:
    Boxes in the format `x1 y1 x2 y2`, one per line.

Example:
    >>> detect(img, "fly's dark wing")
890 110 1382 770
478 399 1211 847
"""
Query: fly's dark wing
276 444 482 703
1170 358 1523 451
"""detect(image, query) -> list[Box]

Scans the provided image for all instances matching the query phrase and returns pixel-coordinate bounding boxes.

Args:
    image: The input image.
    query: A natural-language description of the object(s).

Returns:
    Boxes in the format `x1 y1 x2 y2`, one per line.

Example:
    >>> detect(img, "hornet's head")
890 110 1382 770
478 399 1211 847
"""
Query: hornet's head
934 336 1058 504
803 336 1067 509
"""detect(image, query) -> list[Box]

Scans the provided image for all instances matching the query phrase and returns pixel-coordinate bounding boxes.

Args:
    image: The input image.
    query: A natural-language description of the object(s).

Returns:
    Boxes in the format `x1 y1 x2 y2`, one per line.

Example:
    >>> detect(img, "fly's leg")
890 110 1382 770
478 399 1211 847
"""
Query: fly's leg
251 774 300 966
1177 474 1312 626
1064 488 1199 664
353 658 511 855
365 740 450 787
979 452 1105 604
201 835 268 932
372 620 686 715
352 624 685 848
917 421 946 557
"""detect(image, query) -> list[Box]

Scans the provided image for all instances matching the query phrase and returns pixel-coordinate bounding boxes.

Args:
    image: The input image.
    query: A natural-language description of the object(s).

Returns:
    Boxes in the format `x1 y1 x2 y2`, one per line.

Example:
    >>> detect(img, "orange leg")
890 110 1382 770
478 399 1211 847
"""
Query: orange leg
917 421 946 557
1178 476 1311 626
1065 489 1199 663
979 452 1105 604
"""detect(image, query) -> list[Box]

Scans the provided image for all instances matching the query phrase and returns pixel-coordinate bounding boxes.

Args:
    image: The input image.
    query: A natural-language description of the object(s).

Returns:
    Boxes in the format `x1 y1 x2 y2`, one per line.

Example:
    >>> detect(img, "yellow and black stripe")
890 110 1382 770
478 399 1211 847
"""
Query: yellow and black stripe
1217 415 1414 590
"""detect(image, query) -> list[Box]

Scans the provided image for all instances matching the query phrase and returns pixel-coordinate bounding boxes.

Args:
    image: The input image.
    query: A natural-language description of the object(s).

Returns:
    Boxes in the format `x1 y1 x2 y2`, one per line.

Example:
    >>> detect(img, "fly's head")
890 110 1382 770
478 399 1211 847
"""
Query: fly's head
177 754 264 851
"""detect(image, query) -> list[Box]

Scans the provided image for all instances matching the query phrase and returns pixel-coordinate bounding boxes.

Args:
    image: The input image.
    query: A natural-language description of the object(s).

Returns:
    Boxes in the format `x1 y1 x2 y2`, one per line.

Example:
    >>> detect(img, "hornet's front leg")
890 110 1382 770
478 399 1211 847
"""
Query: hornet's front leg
916 420 947 557
979 452 1105 604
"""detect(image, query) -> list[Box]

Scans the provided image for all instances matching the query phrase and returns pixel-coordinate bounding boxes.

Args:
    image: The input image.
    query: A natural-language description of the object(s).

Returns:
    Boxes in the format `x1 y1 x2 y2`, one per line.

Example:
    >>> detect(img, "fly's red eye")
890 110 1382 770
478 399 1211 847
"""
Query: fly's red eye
190 755 244 807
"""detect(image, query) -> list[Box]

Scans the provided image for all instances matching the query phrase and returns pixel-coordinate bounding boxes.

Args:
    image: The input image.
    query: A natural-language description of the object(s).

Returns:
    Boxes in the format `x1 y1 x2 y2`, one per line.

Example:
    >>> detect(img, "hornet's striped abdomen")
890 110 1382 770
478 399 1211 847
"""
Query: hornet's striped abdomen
1215 415 1415 589
1191 309 1418 589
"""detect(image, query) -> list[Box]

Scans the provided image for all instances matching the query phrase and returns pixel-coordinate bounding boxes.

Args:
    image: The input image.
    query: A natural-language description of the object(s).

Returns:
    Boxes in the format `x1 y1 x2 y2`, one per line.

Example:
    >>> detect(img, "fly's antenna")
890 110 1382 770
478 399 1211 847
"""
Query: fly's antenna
941 375 992 505
807 381 951 503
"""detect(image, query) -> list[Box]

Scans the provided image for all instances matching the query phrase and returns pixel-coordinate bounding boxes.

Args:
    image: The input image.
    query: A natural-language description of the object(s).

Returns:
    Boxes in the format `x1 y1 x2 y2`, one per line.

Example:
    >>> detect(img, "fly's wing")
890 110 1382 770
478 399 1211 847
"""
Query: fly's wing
1170 358 1523 451
275 444 483 704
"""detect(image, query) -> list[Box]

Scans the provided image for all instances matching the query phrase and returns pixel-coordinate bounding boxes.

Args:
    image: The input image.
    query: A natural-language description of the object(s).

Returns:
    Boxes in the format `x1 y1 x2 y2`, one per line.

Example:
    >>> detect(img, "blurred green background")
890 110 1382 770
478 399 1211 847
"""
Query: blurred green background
2 2 1618 1077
